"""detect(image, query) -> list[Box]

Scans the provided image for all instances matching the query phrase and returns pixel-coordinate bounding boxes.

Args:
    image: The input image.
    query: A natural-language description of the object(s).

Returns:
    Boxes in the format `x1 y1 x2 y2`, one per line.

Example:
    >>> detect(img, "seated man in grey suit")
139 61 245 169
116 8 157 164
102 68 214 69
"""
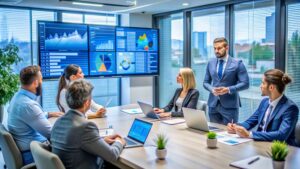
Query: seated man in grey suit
51 79 126 169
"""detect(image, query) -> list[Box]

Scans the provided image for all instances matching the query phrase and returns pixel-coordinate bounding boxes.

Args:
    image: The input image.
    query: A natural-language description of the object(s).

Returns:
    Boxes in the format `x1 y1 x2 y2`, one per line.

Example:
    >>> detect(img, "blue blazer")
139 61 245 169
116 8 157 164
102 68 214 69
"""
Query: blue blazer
203 56 249 108
239 95 299 146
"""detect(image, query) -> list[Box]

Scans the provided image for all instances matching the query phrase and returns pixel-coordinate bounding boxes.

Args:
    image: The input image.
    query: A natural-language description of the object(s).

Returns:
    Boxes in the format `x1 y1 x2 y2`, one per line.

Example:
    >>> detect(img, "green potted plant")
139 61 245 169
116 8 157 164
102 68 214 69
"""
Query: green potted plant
154 133 168 160
0 43 21 123
269 140 289 169
207 131 217 148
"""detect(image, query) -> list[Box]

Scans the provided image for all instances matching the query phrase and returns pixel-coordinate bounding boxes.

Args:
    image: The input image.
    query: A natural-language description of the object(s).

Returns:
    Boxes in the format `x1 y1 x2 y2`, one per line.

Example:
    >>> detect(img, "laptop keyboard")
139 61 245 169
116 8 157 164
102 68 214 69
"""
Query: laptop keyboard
208 126 219 130
124 137 136 145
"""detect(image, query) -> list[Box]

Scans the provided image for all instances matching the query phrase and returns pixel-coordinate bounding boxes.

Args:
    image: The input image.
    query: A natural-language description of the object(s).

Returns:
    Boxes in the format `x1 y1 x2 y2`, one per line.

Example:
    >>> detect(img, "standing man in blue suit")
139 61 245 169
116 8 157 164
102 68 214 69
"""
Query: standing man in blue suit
227 69 299 146
203 37 249 125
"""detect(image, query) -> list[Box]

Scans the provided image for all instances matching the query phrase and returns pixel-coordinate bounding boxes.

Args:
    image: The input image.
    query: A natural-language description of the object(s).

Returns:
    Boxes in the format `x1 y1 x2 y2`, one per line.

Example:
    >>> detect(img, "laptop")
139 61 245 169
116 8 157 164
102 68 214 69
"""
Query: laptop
124 118 153 148
182 107 219 132
137 101 160 119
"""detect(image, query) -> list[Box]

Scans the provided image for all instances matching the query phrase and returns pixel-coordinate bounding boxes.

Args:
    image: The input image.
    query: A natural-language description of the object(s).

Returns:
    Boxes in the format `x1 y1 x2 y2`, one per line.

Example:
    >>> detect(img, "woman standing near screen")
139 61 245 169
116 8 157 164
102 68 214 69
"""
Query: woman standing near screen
56 64 106 118
153 68 199 117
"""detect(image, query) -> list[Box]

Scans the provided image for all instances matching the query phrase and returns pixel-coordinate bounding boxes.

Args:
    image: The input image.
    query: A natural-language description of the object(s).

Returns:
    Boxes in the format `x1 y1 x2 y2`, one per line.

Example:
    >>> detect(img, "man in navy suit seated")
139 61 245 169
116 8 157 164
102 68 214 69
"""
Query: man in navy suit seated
227 69 299 146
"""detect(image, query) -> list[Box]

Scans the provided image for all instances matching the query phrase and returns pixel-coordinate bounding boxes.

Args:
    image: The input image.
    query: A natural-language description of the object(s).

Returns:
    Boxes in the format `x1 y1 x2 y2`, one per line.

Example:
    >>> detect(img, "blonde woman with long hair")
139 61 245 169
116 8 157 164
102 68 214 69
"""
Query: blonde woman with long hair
153 68 199 118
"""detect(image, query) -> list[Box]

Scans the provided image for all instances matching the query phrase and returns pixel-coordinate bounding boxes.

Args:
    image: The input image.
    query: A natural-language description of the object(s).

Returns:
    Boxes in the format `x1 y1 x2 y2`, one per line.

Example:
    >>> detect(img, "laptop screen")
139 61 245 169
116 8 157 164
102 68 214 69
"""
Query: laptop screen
128 119 152 143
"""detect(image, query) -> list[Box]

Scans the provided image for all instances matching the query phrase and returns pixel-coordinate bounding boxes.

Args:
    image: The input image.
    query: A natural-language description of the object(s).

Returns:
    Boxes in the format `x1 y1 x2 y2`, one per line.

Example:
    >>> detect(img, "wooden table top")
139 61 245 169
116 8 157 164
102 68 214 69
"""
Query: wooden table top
50 104 300 169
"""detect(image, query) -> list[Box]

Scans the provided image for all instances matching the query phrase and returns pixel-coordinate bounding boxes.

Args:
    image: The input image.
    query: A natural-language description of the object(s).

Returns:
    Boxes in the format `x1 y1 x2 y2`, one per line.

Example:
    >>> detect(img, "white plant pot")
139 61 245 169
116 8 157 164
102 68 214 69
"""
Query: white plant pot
156 148 167 160
207 138 217 148
272 160 285 169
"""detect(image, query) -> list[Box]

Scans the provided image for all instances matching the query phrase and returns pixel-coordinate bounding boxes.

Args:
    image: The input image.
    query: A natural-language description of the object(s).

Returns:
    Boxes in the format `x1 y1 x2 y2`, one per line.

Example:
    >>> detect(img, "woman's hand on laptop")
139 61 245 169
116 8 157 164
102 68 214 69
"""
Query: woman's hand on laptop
159 112 171 118
153 108 164 114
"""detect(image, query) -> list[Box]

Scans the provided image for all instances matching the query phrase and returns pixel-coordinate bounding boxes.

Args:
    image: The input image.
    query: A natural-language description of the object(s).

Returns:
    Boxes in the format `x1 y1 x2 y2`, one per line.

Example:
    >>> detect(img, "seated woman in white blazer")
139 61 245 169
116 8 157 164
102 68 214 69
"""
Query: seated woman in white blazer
56 64 106 118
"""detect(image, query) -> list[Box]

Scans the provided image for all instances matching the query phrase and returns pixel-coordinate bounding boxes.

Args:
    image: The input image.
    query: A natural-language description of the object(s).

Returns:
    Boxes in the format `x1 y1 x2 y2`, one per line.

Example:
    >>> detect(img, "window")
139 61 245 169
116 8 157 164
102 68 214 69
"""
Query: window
31 10 56 65
234 0 275 121
0 8 31 73
286 3 300 121
158 13 184 107
85 14 117 25
62 13 83 23
191 7 225 101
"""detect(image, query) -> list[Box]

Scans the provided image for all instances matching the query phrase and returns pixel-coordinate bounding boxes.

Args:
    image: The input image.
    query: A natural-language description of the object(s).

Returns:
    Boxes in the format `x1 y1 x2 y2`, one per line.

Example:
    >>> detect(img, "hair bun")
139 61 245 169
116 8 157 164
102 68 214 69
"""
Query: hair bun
282 74 292 85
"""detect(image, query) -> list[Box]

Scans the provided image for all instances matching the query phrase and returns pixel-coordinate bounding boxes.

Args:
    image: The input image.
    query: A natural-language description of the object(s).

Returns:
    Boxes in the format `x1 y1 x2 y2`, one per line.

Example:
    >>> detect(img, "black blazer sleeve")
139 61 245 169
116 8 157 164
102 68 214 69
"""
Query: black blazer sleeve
163 88 200 117
163 88 181 113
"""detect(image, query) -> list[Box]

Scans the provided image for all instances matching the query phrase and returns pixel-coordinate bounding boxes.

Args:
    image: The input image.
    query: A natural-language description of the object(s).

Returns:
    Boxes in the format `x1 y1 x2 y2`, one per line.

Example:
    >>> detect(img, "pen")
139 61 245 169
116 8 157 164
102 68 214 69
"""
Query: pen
248 157 260 165
104 98 113 108
231 119 234 127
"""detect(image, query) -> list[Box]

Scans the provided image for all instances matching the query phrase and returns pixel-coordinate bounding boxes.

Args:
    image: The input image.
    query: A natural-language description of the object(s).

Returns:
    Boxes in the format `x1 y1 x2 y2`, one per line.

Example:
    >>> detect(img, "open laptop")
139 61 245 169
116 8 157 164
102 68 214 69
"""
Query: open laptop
124 118 153 148
182 107 219 132
137 101 160 119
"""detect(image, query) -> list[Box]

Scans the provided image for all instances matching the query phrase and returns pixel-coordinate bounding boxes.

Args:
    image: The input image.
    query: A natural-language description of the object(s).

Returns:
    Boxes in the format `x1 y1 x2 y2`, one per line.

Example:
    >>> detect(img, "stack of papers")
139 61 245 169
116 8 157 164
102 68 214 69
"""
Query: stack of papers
217 131 252 145
230 155 272 169
121 108 143 114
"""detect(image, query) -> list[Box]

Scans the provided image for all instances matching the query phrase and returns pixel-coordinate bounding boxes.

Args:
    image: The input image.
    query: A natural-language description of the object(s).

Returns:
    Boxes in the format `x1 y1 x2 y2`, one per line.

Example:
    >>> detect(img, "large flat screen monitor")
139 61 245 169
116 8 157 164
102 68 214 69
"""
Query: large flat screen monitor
115 27 159 76
38 21 88 79
38 21 159 78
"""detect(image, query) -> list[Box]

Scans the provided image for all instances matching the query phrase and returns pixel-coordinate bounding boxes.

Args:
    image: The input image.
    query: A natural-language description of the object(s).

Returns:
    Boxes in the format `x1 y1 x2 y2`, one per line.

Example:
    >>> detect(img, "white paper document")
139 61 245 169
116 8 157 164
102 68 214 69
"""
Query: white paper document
217 131 252 145
99 128 114 138
230 155 272 169
161 118 185 125
121 108 143 114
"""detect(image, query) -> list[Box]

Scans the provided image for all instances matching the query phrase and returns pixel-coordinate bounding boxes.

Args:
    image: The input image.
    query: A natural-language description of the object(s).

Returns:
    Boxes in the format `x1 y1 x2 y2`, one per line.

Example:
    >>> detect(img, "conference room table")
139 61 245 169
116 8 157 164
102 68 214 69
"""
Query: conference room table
50 104 300 169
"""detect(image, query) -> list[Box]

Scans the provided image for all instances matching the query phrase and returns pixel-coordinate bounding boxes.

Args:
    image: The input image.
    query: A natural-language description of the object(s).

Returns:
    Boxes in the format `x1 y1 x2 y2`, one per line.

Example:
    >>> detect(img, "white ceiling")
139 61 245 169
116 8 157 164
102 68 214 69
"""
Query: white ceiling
0 0 228 14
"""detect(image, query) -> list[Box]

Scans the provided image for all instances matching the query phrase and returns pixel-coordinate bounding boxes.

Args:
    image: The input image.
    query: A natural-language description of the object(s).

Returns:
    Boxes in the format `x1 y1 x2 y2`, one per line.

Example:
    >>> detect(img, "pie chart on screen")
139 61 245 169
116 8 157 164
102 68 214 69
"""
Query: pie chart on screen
96 54 112 72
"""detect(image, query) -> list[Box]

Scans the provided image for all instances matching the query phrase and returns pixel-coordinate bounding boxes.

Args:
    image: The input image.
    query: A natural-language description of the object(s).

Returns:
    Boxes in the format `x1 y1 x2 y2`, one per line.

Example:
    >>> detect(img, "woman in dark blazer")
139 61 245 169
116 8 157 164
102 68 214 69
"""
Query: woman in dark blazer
154 68 199 117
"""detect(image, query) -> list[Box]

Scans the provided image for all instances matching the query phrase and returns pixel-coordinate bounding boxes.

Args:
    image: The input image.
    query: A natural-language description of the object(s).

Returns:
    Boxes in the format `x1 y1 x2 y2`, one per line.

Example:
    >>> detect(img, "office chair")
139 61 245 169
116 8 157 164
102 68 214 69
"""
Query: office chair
295 123 300 147
0 124 35 169
197 100 208 114
30 141 65 169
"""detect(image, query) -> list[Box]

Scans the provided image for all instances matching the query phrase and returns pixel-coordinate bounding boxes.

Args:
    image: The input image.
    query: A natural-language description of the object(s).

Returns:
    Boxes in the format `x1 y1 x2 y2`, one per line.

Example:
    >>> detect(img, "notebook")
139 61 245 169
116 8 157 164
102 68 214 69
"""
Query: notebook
230 155 272 169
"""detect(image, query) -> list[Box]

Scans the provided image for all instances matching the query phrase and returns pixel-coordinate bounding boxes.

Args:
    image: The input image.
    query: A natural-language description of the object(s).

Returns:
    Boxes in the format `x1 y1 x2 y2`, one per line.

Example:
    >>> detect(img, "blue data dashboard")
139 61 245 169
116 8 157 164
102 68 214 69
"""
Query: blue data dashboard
116 27 158 75
38 22 89 78
38 21 159 79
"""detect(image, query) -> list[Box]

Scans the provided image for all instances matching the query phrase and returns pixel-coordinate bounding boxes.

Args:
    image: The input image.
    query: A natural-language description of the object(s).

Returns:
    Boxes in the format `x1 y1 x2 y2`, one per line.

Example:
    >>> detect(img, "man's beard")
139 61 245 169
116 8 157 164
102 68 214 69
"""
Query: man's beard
216 51 226 58
36 83 42 96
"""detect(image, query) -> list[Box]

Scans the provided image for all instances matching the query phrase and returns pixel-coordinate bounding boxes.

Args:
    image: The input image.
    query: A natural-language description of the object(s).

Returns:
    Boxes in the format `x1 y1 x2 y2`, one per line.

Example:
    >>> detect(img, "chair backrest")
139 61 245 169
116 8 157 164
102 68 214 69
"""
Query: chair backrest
197 100 207 113
0 124 23 169
30 141 65 169
295 123 300 147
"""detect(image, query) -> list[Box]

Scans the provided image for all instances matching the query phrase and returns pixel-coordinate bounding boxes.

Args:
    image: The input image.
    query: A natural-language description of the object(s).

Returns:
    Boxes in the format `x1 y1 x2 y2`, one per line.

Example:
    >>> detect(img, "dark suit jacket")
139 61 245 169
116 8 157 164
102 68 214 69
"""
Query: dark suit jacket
203 56 249 108
239 95 299 146
50 110 123 169
163 88 199 117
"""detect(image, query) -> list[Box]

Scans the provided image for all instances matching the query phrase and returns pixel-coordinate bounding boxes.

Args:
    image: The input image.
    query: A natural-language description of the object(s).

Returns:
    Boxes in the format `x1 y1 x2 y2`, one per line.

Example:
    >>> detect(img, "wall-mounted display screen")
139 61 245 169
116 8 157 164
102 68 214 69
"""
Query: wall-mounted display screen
38 21 88 78
38 21 159 79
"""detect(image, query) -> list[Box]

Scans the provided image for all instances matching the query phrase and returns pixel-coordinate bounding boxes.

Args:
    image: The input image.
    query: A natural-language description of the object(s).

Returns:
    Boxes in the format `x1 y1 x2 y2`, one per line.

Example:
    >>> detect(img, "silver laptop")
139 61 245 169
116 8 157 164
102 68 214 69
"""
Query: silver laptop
137 101 160 119
124 118 153 148
182 107 219 132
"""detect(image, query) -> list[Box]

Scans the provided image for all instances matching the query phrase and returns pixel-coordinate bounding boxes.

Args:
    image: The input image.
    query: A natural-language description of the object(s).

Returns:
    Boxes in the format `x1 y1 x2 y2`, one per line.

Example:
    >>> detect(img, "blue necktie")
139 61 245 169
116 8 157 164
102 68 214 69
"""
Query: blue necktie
218 59 224 79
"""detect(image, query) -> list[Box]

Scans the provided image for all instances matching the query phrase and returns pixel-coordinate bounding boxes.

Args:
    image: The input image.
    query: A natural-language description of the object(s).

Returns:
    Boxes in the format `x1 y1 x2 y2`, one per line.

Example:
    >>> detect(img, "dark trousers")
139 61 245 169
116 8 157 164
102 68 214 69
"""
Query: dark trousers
208 102 239 125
